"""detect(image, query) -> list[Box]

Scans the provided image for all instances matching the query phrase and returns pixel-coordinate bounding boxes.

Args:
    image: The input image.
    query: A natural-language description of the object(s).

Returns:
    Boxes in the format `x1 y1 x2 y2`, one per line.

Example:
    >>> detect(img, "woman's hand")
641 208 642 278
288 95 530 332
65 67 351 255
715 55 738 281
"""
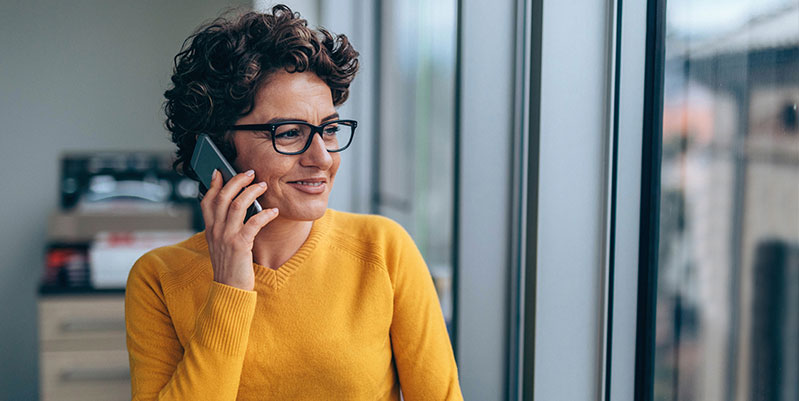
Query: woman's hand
200 169 279 291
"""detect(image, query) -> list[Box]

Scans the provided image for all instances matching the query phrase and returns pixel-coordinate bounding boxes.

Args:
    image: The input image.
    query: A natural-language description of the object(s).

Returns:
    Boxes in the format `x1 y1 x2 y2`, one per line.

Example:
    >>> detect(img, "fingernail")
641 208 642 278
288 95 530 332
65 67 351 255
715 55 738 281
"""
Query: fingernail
271 208 279 214
211 169 218 179
245 169 254 176
258 182 266 188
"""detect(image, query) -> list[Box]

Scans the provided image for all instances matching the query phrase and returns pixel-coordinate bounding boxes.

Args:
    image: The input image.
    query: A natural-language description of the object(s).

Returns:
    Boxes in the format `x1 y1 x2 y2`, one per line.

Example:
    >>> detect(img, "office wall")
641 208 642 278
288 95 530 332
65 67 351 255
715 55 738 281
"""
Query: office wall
0 1 249 398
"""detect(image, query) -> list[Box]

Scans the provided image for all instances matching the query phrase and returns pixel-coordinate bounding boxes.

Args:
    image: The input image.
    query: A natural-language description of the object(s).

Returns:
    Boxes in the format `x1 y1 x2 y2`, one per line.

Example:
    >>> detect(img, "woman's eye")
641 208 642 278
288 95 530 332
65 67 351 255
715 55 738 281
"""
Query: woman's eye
275 129 302 139
323 126 340 135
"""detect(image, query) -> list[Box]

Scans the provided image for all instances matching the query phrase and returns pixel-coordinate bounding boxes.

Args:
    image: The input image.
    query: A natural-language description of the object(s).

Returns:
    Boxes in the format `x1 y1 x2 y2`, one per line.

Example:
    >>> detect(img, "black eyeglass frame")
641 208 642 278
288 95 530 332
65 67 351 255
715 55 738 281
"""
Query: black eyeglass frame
228 119 358 155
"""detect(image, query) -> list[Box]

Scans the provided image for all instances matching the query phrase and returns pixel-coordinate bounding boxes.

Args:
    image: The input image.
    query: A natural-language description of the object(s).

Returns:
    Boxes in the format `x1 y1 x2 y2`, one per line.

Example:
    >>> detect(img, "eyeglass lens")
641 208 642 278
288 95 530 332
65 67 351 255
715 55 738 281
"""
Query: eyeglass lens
273 122 353 153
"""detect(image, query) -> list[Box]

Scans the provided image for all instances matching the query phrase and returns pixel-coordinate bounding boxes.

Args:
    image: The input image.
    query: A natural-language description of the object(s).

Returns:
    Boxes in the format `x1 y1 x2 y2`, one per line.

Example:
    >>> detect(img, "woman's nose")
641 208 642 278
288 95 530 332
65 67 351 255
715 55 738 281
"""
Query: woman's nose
299 133 333 169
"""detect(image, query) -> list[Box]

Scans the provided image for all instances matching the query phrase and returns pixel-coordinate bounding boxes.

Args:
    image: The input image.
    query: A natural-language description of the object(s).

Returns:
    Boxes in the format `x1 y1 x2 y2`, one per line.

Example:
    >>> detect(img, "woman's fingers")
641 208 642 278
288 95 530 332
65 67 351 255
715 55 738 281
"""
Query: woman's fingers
211 169 256 226
239 207 279 240
224 181 268 230
199 167 274 242
199 169 222 230
196 168 269 292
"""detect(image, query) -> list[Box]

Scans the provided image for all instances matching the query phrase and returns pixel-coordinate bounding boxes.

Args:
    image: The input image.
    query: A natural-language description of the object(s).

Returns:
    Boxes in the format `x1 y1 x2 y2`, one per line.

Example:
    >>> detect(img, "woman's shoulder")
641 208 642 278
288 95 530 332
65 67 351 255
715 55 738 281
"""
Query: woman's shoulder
126 232 212 294
324 209 418 265
326 209 410 243
323 210 424 280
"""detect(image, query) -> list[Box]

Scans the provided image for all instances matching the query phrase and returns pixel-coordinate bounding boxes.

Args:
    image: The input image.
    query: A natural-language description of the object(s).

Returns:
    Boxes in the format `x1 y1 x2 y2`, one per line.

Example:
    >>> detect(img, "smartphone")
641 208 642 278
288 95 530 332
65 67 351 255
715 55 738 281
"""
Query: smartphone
190 134 263 223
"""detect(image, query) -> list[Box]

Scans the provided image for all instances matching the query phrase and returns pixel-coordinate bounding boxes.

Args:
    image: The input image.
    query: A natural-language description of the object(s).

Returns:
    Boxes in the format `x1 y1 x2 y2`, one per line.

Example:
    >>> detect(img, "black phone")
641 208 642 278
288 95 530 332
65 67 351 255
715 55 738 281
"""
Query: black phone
190 134 263 223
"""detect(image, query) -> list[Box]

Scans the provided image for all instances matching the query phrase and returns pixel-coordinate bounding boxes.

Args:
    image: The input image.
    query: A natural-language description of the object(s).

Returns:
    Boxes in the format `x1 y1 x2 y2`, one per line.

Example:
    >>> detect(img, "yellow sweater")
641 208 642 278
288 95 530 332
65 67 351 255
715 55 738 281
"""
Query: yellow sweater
125 209 462 400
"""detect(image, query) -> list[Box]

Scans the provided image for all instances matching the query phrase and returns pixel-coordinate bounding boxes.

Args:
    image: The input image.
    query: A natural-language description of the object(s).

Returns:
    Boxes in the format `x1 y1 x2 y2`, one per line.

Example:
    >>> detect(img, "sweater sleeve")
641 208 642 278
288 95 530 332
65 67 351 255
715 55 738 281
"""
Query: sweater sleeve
125 253 257 401
387 224 463 400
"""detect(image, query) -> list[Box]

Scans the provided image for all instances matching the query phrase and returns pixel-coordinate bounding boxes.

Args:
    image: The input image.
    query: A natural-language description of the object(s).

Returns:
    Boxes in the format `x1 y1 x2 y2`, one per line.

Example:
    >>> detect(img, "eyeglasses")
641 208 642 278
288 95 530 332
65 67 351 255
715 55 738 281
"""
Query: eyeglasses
228 119 357 155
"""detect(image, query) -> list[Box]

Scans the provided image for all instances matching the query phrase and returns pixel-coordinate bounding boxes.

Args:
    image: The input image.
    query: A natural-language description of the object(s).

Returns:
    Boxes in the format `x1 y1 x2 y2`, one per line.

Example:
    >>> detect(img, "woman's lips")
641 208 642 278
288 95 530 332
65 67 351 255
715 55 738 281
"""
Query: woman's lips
287 180 327 194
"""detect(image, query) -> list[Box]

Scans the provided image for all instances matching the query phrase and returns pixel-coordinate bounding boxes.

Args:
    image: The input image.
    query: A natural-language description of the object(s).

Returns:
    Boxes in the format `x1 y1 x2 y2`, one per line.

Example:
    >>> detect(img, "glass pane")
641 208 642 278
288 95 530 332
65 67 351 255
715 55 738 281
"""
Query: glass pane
655 1 799 400
376 0 457 329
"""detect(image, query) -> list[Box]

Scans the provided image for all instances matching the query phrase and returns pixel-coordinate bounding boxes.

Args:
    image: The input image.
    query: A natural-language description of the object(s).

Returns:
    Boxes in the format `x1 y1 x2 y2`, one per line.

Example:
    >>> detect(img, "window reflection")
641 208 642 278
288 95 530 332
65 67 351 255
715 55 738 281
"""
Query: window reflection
376 0 457 328
656 1 799 400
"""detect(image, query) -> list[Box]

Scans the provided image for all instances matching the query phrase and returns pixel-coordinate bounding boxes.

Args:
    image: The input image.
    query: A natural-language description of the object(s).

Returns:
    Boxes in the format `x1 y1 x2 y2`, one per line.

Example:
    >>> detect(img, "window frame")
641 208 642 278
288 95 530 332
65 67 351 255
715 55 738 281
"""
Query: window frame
632 0 667 399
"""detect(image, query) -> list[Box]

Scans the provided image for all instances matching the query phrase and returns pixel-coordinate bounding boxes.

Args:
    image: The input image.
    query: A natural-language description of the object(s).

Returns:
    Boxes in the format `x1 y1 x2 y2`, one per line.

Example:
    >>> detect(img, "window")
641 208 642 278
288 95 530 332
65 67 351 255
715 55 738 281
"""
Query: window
651 1 799 400
375 0 458 329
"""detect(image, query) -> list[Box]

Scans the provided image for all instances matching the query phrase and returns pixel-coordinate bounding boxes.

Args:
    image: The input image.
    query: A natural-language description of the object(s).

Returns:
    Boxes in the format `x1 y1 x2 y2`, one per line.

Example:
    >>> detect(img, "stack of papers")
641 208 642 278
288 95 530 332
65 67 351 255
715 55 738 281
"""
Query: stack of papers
89 231 194 289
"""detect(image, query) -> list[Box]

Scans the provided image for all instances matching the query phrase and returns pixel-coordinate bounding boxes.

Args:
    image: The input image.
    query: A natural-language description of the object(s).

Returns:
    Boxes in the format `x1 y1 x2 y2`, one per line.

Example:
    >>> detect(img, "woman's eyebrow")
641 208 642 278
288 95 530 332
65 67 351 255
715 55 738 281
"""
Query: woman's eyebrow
265 112 340 124
320 112 340 122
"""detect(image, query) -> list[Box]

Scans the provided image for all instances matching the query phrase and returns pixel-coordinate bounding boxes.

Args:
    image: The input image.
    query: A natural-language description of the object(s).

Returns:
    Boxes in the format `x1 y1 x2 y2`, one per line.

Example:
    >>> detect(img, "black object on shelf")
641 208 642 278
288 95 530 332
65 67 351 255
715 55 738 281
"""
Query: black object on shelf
59 152 203 230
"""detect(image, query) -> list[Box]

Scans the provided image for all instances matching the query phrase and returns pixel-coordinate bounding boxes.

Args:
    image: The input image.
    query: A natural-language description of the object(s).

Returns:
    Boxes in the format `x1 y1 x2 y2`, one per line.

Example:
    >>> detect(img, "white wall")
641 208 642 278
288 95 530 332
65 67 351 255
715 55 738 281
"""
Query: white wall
0 1 249 398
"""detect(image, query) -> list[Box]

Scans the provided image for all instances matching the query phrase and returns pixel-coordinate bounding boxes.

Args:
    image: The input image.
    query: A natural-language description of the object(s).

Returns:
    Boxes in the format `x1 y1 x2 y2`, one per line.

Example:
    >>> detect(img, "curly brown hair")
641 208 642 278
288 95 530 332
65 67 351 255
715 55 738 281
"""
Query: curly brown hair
164 5 359 180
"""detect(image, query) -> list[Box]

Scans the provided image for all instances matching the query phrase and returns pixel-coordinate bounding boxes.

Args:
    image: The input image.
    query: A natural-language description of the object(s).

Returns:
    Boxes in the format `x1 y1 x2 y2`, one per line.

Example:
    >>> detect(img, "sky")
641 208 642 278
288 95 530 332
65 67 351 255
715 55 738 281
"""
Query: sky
667 0 796 37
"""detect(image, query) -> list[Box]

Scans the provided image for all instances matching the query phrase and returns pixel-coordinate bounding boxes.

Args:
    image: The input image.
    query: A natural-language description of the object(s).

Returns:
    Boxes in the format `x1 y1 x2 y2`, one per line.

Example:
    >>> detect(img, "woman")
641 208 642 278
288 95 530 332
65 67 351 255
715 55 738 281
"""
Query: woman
125 5 462 400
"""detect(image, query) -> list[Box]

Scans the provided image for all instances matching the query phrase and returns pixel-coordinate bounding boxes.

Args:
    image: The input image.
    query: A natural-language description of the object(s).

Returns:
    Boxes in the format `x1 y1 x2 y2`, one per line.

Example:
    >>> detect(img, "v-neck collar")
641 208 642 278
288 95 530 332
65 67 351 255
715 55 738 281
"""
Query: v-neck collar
252 209 333 290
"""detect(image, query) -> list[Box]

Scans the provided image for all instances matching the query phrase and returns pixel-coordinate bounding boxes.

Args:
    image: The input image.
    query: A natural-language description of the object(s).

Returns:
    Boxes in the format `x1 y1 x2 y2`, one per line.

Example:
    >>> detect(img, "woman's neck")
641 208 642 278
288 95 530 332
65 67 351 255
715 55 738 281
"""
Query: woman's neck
251 217 314 270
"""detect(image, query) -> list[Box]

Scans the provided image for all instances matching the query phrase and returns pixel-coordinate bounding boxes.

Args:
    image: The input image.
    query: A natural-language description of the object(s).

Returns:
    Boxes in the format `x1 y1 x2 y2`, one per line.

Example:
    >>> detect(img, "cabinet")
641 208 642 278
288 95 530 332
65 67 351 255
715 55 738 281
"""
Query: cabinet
38 292 130 401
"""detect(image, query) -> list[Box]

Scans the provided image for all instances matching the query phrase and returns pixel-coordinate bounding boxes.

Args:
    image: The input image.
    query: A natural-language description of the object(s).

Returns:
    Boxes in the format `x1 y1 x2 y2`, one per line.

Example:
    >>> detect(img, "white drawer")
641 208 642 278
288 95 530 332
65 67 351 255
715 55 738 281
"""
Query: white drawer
40 349 131 401
39 296 126 351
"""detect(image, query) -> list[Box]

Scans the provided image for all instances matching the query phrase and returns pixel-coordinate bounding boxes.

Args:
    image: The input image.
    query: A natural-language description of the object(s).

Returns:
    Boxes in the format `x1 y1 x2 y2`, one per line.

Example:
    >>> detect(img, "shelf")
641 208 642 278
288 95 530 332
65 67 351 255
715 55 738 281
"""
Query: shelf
39 285 125 297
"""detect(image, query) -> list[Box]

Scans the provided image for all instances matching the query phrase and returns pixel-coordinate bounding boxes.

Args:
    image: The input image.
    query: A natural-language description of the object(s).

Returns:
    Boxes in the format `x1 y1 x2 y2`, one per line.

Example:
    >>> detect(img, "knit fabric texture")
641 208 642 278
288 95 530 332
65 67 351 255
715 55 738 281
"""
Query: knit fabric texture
125 209 462 400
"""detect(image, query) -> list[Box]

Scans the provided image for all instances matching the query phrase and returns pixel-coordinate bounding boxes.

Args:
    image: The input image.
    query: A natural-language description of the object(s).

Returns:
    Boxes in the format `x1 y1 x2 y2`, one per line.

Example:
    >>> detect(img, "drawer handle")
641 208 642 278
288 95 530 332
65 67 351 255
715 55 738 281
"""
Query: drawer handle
59 319 126 333
60 367 130 382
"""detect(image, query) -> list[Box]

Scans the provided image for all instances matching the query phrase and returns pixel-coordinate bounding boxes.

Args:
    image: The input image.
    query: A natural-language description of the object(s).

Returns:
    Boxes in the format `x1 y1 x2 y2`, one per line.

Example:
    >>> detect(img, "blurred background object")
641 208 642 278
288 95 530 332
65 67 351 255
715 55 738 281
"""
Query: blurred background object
88 231 193 289
42 152 198 290
654 1 799 400
369 0 457 329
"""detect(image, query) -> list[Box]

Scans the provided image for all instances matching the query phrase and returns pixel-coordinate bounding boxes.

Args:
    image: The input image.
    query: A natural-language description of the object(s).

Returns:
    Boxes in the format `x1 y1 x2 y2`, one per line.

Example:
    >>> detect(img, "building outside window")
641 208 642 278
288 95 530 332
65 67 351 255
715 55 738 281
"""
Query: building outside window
654 1 799 400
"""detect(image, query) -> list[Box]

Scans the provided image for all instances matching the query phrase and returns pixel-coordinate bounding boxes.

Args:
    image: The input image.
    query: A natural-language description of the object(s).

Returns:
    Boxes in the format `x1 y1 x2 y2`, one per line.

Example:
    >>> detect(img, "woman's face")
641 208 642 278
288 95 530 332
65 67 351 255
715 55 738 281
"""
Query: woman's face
231 70 340 222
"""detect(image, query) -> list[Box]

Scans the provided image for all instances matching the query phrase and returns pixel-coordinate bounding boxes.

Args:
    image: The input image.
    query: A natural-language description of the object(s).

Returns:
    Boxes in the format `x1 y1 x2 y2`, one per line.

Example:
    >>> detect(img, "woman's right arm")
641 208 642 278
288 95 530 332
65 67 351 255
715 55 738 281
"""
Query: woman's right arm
125 170 278 400
126 265 257 400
